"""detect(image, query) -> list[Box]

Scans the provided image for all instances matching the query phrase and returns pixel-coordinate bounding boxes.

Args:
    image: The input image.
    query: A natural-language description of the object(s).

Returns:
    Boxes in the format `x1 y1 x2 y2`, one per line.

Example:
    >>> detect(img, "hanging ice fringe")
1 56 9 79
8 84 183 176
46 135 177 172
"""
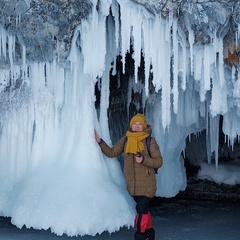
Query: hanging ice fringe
0 0 239 237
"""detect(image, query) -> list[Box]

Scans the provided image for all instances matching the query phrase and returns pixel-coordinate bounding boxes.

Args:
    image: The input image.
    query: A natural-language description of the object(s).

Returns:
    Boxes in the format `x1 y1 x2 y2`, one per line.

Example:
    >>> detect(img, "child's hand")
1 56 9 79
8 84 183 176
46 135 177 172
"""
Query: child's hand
135 152 143 163
94 129 101 143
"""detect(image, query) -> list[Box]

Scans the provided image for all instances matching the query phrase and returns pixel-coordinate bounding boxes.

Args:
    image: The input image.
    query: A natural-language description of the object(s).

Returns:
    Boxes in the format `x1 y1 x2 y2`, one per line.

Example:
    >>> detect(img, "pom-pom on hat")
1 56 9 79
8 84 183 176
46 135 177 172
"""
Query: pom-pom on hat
130 113 147 129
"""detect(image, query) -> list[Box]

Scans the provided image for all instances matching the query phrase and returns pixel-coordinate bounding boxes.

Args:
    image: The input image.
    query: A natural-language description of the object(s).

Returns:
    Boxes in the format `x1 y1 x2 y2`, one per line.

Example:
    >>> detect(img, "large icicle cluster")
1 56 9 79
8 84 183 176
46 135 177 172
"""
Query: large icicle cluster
88 0 240 195
0 0 239 237
0 3 135 236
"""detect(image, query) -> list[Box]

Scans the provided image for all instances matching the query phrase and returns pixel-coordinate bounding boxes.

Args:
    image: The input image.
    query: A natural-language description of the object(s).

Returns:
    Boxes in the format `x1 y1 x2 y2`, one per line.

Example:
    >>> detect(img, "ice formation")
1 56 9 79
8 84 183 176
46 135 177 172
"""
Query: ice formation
0 0 239 237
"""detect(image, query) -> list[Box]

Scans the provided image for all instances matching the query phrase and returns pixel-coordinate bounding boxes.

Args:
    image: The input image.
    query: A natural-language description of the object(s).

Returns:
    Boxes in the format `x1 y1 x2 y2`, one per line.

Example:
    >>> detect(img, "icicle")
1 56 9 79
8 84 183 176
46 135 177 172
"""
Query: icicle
205 104 211 164
151 15 162 91
193 44 202 81
22 45 26 73
117 0 132 74
1 26 7 60
209 36 227 117
142 18 152 96
238 24 240 47
8 35 15 67
111 0 120 49
236 29 238 50
185 20 194 74
172 17 179 114
131 6 142 83
196 43 214 102
177 26 187 91
233 76 240 99
0 27 1 58
213 36 225 88
161 18 171 130
99 65 111 144
141 8 155 96
222 104 240 151
98 5 120 144
202 45 213 91
209 115 220 171
79 0 111 77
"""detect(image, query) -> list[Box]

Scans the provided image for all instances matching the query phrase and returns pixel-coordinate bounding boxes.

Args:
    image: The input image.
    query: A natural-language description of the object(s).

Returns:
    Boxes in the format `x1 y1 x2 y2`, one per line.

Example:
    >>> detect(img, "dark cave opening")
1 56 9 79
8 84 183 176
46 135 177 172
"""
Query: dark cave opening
180 115 240 202
94 39 240 202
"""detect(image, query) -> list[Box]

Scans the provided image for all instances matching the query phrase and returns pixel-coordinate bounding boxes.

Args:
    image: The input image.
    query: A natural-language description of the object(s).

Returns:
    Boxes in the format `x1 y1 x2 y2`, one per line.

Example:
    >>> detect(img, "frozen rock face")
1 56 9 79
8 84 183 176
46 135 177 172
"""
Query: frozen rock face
0 0 91 63
0 0 239 64
136 0 239 46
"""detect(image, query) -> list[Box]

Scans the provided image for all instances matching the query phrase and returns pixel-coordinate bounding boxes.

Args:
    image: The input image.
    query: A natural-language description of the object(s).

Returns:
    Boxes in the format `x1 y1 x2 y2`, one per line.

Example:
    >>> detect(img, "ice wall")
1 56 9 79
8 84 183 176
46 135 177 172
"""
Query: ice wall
0 0 239 236
103 0 240 196
0 9 135 237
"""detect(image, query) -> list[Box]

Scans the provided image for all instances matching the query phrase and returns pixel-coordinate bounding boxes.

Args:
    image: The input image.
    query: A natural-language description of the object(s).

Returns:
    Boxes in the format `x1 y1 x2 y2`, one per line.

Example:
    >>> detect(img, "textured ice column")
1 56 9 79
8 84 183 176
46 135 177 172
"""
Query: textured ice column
233 69 240 99
142 17 153 95
213 36 225 89
97 9 128 185
210 63 227 116
223 69 240 146
80 0 110 76
209 115 220 169
151 15 163 91
185 17 194 75
177 25 187 91
193 44 215 102
161 18 171 130
0 26 7 60
193 44 203 82
8 35 15 69
202 45 213 94
172 17 179 114
111 0 120 49
129 2 156 85
131 5 143 83
147 90 188 197
223 108 240 147
117 0 132 73
147 15 172 129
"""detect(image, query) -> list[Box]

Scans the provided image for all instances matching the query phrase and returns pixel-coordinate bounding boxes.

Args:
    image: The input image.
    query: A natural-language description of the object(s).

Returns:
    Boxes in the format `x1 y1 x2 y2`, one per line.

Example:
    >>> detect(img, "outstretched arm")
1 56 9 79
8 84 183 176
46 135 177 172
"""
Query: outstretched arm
94 129 125 158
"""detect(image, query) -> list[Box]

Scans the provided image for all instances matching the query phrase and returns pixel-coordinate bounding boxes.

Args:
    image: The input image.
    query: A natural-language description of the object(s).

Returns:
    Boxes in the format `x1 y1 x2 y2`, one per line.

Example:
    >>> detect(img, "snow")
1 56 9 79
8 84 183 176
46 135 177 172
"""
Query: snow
198 159 240 185
0 0 239 237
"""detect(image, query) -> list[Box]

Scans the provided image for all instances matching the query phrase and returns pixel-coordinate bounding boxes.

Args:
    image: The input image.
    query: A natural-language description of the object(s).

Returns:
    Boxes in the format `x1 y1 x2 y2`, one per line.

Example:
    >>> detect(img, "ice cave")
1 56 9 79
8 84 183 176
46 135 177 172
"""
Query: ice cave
0 0 239 237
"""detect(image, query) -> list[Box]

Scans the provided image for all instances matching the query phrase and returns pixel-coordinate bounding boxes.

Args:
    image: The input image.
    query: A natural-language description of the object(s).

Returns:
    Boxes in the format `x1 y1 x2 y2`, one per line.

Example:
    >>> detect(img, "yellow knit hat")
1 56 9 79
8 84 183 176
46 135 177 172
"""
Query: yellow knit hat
130 113 147 129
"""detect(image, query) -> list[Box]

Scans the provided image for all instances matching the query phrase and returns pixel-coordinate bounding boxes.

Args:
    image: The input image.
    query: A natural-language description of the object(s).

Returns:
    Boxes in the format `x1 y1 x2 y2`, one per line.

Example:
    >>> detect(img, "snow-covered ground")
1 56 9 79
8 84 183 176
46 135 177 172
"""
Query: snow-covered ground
198 160 240 185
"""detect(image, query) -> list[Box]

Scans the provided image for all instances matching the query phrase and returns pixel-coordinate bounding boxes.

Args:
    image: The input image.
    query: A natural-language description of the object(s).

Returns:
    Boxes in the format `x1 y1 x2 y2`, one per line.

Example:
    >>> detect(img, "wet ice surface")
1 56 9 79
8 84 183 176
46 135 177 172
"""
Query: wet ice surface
151 199 240 240
1 199 240 240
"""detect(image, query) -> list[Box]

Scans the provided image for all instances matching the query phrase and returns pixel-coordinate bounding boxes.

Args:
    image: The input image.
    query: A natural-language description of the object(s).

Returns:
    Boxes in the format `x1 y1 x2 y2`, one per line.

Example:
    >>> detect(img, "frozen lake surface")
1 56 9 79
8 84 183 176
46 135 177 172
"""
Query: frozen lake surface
0 199 240 240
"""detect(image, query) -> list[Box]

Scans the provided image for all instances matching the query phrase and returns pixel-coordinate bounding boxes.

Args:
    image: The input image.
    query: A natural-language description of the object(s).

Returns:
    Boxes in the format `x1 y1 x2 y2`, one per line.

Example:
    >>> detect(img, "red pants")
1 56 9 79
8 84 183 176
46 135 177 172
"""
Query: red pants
135 211 152 232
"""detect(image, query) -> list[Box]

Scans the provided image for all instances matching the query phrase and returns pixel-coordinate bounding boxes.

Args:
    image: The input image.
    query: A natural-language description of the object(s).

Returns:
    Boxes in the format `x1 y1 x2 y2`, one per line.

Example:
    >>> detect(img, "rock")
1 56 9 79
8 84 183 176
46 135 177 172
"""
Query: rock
0 0 239 66
0 0 91 63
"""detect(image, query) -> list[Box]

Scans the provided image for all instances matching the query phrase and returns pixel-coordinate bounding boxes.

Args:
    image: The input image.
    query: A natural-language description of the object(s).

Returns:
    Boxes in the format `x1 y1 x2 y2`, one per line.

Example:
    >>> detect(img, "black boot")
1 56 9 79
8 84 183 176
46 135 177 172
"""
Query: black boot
145 228 155 240
134 231 148 240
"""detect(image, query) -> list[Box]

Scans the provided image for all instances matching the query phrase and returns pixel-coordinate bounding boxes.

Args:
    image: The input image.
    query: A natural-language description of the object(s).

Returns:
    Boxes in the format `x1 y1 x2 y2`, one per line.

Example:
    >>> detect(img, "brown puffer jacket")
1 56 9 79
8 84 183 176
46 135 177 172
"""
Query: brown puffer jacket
99 125 163 198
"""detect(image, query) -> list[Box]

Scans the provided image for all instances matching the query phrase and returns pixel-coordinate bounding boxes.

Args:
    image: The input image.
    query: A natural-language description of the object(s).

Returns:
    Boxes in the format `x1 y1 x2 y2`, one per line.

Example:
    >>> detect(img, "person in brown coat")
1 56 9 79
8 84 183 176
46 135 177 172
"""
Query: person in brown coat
95 113 163 240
